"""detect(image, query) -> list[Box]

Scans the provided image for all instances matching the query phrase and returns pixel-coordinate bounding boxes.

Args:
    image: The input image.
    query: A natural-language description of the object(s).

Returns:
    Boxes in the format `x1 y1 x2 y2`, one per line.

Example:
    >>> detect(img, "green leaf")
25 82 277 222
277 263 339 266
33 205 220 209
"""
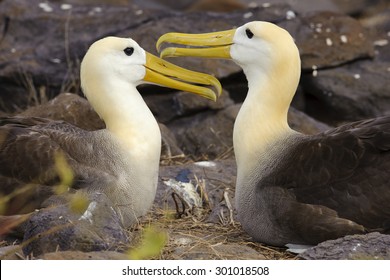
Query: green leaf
127 226 167 260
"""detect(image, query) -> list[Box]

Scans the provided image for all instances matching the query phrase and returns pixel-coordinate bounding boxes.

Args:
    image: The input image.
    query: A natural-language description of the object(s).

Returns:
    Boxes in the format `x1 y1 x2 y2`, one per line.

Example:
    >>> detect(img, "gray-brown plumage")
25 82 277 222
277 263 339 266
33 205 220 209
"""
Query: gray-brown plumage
242 116 390 245
0 116 120 215
18 92 105 131
157 21 390 246
0 37 220 229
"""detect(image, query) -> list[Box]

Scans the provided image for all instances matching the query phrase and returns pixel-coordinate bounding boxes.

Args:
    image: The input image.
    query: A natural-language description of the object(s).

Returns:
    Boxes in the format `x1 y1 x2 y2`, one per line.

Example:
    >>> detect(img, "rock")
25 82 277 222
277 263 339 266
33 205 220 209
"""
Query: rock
0 0 161 111
144 89 234 123
134 0 194 11
40 250 129 260
301 53 390 124
137 0 246 12
240 0 384 16
168 105 237 159
281 11 374 70
187 0 245 12
300 232 390 260
359 4 390 40
333 0 383 16
174 89 234 114
240 0 341 14
159 123 185 162
298 8 390 124
22 192 128 257
168 103 331 159
137 0 384 15
288 106 332 133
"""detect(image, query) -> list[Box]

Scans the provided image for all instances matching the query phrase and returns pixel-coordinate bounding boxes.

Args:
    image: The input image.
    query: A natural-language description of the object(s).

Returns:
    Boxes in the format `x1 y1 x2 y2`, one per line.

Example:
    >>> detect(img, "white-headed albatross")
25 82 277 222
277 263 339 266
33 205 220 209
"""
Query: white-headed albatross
157 21 390 246
0 37 221 228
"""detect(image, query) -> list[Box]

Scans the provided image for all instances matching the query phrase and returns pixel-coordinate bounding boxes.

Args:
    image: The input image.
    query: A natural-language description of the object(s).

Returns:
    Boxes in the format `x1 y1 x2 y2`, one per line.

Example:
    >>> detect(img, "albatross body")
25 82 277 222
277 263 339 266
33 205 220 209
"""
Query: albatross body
0 37 220 228
157 21 390 246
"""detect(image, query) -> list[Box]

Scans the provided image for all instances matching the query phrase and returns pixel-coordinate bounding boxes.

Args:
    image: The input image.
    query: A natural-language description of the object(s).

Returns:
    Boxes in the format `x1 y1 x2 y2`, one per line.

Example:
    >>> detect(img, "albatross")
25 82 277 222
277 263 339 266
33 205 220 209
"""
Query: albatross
157 21 390 246
0 37 221 228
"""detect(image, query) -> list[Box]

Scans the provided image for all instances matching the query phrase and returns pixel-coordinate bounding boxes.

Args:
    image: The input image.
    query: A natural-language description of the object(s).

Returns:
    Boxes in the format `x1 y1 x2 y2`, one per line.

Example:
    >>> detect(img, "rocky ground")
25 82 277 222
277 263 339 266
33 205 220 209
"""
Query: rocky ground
0 0 389 260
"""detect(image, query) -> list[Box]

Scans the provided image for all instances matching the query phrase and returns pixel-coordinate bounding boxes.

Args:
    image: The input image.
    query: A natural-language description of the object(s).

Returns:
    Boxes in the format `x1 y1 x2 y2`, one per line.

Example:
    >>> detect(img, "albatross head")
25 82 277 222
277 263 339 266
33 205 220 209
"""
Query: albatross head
80 37 221 112
157 21 301 107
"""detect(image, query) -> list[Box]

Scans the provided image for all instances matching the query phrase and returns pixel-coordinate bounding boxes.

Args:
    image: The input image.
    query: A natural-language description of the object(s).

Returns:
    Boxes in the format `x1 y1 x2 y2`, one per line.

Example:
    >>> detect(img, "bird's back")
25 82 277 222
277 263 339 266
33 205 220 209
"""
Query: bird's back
0 116 116 214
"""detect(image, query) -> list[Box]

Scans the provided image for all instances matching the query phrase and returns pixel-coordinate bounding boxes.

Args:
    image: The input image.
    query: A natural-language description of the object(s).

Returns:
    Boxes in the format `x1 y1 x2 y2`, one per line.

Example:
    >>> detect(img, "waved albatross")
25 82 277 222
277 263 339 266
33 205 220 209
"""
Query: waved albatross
0 37 221 228
157 21 390 246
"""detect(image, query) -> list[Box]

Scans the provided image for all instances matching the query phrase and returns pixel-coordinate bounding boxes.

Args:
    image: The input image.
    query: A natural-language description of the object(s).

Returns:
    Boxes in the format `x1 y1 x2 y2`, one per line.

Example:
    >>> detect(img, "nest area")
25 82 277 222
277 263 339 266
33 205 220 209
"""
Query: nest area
128 207 297 260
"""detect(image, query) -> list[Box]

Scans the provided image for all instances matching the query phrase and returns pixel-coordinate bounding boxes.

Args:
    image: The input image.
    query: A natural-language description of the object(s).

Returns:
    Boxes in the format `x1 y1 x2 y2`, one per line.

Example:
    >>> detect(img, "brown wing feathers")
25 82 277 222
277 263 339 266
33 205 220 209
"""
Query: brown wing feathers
259 116 390 244
0 117 86 214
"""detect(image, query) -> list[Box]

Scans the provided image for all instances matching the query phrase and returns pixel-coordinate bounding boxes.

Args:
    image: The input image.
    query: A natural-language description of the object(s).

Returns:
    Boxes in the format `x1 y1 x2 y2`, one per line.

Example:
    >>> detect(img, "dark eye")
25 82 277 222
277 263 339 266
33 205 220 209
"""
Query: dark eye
123 47 134 56
245 28 254 39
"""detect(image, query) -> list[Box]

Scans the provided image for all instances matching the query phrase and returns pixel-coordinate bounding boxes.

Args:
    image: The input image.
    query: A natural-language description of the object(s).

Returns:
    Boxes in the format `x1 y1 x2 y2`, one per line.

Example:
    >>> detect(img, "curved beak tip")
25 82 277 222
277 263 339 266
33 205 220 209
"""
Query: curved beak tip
144 52 221 101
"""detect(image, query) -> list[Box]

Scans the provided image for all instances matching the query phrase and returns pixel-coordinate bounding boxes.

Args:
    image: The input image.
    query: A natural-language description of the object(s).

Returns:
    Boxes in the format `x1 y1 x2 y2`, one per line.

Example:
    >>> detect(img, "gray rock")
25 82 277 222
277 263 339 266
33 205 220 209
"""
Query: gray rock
300 232 390 260
159 123 185 161
281 11 374 70
167 105 237 159
240 0 382 17
137 0 381 15
333 0 384 16
134 0 194 11
360 6 390 40
301 52 390 123
22 192 128 257
144 89 234 123
168 103 331 159
298 8 390 124
0 0 161 111
40 250 130 260
288 106 332 134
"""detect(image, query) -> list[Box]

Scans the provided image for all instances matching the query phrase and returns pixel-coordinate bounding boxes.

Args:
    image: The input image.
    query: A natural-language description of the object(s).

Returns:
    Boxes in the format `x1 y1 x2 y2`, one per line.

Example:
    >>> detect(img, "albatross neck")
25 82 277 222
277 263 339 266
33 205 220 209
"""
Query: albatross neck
233 60 300 176
90 80 161 160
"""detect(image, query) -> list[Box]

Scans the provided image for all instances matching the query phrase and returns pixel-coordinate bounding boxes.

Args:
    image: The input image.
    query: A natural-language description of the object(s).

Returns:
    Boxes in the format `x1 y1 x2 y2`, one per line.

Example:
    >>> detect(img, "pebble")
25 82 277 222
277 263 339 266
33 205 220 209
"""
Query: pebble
243 12 253 19
38 2 53 13
374 39 388 47
286 11 296 20
60 4 72 10
340 35 348 44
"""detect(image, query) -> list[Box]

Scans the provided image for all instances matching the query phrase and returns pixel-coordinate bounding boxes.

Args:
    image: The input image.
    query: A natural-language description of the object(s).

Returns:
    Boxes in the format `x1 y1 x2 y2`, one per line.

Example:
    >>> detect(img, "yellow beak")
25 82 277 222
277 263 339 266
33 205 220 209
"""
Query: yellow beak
143 53 221 101
156 29 235 60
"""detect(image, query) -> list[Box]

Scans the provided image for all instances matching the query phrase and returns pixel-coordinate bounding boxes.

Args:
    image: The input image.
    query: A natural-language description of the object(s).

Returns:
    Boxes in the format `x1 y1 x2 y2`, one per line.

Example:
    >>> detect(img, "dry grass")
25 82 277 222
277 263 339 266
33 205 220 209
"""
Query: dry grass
128 207 297 260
